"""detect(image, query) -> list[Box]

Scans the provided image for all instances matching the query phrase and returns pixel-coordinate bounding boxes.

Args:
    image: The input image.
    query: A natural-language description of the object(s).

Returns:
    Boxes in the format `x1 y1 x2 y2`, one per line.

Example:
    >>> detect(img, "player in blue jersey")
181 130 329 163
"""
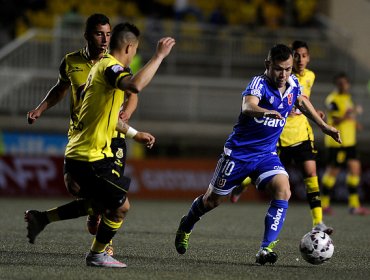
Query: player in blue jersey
174 44 341 265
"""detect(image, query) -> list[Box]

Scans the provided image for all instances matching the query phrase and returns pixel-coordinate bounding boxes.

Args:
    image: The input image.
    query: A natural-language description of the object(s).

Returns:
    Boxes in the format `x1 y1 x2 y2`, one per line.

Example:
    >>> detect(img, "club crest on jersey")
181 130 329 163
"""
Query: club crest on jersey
287 93 293 105
269 96 274 104
216 178 226 188
115 148 124 159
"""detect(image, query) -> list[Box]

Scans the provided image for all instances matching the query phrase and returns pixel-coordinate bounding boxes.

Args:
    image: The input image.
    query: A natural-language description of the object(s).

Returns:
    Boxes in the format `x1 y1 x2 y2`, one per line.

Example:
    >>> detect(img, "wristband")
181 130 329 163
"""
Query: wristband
126 126 138 138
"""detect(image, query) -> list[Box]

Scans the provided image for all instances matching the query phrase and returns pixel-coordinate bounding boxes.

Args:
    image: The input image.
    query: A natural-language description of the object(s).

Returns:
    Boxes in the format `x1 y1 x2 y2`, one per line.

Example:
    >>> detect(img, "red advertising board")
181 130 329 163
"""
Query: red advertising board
0 156 266 201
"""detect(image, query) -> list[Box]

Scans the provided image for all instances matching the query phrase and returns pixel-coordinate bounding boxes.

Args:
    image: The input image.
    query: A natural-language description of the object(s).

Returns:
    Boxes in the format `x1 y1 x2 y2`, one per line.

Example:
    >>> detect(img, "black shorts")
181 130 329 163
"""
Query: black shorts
278 140 317 166
327 146 358 167
111 136 127 176
64 157 131 209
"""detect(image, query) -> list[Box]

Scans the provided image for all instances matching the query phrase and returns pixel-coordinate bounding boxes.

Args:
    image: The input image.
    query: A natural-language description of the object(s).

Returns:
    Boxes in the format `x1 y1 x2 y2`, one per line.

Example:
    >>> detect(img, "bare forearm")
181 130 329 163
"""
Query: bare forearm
37 83 69 112
296 98 326 128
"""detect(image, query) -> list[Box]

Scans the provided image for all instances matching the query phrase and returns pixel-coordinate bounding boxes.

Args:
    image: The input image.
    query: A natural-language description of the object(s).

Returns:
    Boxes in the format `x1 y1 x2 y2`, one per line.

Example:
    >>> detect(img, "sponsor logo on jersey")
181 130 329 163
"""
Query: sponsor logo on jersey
69 66 83 73
271 207 284 231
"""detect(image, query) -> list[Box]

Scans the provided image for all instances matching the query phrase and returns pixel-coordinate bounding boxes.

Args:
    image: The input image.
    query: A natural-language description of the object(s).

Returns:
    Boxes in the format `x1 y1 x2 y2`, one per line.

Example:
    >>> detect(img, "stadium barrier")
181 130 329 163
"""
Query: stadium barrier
0 156 267 201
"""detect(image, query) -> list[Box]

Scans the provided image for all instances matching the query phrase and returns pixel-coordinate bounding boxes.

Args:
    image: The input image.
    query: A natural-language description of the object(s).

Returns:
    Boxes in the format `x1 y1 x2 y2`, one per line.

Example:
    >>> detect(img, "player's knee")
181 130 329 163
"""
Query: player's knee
203 192 224 209
64 173 80 197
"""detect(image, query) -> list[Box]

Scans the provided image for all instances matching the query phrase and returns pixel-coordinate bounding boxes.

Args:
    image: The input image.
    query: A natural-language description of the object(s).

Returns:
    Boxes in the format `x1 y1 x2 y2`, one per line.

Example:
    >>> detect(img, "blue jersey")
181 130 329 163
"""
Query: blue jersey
224 74 301 161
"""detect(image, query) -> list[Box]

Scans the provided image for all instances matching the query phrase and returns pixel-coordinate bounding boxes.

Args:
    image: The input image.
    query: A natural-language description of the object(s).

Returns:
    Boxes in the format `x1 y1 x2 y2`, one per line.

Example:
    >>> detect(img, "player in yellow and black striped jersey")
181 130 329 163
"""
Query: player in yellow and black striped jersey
230 41 333 234
277 41 332 232
25 22 175 267
321 72 370 216
25 15 151 257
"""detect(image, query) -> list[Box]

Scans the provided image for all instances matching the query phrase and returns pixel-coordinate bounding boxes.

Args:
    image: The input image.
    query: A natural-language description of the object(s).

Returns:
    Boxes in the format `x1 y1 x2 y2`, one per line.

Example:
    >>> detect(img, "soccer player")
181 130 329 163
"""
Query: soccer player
229 41 332 235
25 23 175 267
321 72 370 215
26 14 142 255
174 44 341 265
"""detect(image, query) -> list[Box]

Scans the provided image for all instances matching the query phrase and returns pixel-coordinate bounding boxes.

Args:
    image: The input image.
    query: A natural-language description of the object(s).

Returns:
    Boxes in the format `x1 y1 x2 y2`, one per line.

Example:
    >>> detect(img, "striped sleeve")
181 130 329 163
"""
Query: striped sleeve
242 76 264 99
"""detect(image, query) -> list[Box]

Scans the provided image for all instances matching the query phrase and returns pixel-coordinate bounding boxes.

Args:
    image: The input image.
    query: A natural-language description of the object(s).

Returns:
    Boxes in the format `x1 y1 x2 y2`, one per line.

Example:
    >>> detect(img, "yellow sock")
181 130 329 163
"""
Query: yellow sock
241 177 252 190
91 238 107 253
91 215 123 253
321 174 336 208
304 176 322 226
347 174 361 208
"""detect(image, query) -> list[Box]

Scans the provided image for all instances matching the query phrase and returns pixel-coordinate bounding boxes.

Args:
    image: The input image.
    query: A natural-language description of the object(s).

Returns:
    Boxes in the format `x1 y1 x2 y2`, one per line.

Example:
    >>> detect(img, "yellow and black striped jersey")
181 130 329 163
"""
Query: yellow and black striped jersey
65 53 132 162
279 68 315 147
59 47 94 138
324 91 356 147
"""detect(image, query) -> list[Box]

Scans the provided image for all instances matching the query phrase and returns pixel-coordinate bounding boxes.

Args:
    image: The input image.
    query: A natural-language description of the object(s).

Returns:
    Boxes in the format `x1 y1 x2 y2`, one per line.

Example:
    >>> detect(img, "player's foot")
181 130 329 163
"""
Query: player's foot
255 240 279 265
24 210 48 244
175 216 192 254
86 215 101 235
312 222 334 235
323 207 335 216
349 207 370 216
86 251 127 268
106 240 114 256
230 185 245 203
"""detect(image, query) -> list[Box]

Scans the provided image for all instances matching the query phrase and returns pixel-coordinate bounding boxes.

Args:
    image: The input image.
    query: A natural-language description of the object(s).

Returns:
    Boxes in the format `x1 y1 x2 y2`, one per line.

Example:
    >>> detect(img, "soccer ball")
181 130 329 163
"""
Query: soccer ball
299 230 334 265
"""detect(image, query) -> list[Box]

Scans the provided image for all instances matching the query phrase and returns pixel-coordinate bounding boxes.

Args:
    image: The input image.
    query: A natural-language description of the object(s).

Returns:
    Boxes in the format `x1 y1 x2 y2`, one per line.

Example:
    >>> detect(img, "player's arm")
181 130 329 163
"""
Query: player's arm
120 93 138 123
116 118 155 149
27 79 70 124
117 37 176 94
295 95 342 144
242 95 283 119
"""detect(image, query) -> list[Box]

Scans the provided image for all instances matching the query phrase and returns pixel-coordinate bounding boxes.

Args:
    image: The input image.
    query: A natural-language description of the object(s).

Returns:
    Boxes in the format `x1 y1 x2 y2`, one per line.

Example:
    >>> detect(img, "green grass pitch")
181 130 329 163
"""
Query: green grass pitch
0 198 369 280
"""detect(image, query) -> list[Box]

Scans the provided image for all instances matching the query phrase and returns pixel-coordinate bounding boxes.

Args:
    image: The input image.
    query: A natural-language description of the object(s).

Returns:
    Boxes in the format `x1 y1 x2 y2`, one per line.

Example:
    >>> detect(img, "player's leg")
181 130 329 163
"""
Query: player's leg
25 198 92 244
301 159 333 234
175 153 244 254
229 177 252 203
86 159 130 268
87 198 129 268
255 173 290 265
25 168 94 244
346 159 369 215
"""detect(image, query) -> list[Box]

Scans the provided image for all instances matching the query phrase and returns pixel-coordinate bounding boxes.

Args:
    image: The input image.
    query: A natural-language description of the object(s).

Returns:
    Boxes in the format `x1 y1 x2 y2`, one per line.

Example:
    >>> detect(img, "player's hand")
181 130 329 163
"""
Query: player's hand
155 37 176 59
133 132 156 149
322 125 342 144
263 110 283 119
27 109 41 124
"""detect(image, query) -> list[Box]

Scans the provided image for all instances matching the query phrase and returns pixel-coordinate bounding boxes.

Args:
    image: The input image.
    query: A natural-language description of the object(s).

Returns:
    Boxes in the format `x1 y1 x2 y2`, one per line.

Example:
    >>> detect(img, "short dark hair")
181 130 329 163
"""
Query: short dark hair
110 22 140 50
291 40 309 52
333 72 349 83
85 13 110 34
266 44 293 63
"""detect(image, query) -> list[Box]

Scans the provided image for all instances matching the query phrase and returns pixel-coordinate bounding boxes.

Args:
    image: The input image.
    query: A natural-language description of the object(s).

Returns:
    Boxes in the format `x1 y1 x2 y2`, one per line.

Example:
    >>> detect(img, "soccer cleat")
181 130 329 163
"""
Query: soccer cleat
24 210 48 244
86 215 101 235
255 240 279 265
86 251 127 268
105 240 114 256
323 207 335 216
175 216 192 254
312 222 334 235
349 207 370 216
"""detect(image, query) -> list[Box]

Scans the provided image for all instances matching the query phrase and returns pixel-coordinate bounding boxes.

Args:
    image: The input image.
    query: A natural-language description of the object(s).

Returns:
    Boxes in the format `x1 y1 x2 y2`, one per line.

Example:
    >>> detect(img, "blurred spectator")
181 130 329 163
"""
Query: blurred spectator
293 0 318 27
174 0 203 22
209 5 228 26
261 0 284 29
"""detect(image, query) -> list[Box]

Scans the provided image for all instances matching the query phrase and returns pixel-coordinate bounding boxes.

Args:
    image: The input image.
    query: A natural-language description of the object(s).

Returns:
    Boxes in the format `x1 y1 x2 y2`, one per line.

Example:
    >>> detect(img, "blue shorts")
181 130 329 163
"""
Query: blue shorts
209 152 288 195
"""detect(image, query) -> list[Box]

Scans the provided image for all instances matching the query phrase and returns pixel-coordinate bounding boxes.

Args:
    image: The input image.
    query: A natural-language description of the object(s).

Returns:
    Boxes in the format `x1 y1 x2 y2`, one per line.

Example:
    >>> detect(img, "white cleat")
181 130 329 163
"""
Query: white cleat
86 251 127 268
